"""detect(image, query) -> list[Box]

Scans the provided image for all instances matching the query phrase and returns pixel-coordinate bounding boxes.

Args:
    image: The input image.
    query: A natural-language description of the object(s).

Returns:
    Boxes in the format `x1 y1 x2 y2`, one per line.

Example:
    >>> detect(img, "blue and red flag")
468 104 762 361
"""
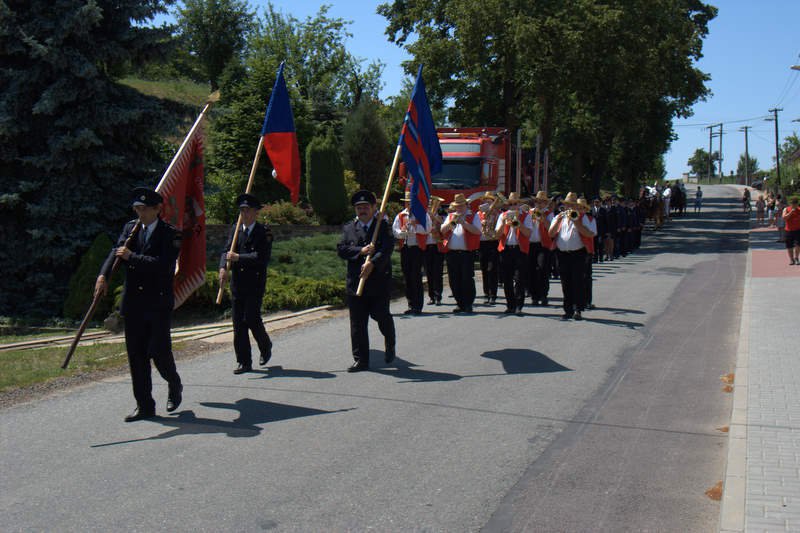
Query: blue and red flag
399 65 442 228
261 62 301 204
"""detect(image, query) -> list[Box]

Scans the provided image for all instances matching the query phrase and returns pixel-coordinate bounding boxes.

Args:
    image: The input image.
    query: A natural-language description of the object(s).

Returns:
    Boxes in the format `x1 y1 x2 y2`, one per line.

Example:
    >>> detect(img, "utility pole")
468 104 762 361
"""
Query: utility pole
717 123 724 182
767 108 782 185
739 126 751 186
706 124 715 184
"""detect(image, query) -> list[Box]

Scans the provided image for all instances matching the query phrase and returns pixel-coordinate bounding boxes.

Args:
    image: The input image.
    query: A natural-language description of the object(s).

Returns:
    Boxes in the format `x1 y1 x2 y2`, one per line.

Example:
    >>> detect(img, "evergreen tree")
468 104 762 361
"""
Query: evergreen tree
306 130 348 224
0 0 177 316
342 100 392 193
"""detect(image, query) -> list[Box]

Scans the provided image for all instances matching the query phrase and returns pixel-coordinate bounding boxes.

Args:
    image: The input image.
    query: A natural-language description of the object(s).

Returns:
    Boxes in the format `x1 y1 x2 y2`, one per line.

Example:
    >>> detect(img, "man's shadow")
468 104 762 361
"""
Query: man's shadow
475 348 572 376
370 352 462 383
251 366 336 380
91 398 352 447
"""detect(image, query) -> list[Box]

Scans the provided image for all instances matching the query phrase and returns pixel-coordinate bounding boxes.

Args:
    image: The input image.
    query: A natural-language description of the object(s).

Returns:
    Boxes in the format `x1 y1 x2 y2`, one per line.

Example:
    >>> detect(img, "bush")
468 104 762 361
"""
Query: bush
261 200 317 225
63 233 122 321
263 272 345 310
306 130 349 224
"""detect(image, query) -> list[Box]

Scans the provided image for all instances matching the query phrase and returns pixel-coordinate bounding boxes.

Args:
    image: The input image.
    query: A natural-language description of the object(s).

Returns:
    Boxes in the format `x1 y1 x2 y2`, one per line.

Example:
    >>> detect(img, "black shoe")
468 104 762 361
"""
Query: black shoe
124 406 155 422
403 308 415 315
484 297 491 305
453 307 464 314
541 298 548 306
464 306 473 313
503 307 515 314
259 346 272 366
489 296 497 305
166 385 182 412
412 309 423 315
435 299 442 305
384 346 396 364
561 313 573 320
347 362 369 373
515 307 524 316
574 311 583 321
587 304 596 310
233 364 252 375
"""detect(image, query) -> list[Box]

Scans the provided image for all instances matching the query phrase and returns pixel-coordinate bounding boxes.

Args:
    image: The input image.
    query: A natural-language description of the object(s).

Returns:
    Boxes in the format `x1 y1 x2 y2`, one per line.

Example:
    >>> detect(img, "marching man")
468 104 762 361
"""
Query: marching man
392 191 431 315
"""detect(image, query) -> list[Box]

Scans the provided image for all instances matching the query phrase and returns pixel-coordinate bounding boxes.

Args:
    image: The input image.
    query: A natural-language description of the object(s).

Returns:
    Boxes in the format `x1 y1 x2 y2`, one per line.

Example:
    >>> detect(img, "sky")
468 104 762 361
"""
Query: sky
165 1 800 180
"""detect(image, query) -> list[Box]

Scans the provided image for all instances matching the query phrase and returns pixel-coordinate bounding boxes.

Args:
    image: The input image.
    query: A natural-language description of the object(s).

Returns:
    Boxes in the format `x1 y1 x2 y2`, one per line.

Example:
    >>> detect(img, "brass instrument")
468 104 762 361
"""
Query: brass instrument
481 192 505 239
568 209 579 220
429 196 445 243
429 195 445 216
532 208 543 220
507 210 520 228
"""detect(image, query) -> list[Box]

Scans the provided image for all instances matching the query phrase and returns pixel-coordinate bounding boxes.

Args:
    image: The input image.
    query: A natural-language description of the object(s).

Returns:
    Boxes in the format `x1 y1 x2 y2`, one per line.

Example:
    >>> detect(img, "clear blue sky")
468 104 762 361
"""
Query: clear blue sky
166 1 800 179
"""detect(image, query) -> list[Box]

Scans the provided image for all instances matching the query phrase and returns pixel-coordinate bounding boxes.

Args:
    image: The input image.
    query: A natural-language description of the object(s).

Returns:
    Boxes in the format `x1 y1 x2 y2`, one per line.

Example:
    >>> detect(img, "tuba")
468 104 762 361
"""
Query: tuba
429 196 445 243
429 196 445 217
481 192 505 239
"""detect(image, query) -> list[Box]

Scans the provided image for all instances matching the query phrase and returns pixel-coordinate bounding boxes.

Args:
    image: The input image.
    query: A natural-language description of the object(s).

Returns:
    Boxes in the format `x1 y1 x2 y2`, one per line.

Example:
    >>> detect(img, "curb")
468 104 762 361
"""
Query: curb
719 230 751 532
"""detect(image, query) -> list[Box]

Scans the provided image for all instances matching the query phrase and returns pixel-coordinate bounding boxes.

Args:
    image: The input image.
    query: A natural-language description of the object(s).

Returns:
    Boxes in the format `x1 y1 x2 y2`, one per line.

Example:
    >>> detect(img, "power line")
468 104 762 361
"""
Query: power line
673 115 770 128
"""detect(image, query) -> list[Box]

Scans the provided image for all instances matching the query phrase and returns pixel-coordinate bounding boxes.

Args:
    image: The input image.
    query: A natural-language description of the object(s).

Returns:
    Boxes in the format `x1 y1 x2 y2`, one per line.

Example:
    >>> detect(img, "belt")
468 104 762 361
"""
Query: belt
504 245 520 249
448 249 471 253
559 248 585 254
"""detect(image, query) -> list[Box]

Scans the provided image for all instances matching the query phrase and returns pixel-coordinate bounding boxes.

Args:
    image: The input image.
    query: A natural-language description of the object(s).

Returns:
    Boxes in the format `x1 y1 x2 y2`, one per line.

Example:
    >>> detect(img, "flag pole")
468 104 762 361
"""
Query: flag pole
356 144 402 296
61 92 220 369
216 135 265 304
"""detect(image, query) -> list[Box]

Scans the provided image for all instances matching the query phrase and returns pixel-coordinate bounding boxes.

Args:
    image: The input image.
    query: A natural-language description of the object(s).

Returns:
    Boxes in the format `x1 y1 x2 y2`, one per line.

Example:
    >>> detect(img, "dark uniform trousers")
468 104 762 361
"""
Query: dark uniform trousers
479 240 499 298
400 245 424 311
499 245 527 309
583 251 594 308
221 223 273 367
423 244 444 302
528 242 551 302
338 217 396 366
446 250 476 310
102 219 182 411
557 248 588 315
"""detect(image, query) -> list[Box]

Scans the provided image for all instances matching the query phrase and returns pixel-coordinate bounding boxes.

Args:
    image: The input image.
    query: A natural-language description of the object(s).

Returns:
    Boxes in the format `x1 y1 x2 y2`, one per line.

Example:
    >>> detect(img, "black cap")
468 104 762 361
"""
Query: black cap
132 187 163 207
236 193 262 209
351 190 376 206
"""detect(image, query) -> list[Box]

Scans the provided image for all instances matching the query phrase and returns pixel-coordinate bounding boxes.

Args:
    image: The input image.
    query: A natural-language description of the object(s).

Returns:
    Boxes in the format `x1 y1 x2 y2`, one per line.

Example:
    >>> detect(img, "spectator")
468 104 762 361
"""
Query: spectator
783 197 800 265
756 194 766 225
694 186 703 213
775 195 787 243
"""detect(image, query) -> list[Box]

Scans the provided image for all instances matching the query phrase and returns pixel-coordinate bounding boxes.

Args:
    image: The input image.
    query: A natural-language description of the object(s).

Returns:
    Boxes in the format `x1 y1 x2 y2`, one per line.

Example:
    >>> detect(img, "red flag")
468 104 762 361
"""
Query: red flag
261 62 301 203
158 126 207 309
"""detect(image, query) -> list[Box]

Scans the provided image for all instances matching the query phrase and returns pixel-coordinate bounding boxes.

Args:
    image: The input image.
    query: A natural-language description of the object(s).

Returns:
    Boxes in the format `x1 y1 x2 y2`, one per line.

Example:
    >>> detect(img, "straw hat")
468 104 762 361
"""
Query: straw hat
563 192 578 205
576 198 590 211
402 190 411 202
506 192 522 204
482 191 497 201
451 193 467 207
534 190 550 202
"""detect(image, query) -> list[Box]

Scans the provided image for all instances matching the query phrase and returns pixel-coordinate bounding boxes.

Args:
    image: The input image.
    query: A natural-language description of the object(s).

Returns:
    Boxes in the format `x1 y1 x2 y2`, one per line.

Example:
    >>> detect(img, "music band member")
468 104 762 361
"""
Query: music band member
496 192 533 315
219 193 273 375
529 190 555 306
337 190 396 372
440 193 481 313
392 192 431 315
548 192 597 321
576 198 596 310
424 197 446 305
477 191 500 305
94 187 183 422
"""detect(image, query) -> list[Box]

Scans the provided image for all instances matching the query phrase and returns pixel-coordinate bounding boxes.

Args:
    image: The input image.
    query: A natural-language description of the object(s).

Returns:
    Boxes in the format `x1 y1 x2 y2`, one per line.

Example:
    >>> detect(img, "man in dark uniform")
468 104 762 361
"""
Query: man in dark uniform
219 193 273 374
94 187 183 422
337 190 396 372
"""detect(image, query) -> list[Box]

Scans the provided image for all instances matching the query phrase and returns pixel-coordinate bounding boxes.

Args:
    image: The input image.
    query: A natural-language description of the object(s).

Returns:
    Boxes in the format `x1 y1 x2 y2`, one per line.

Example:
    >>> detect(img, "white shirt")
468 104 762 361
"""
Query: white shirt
554 213 597 251
495 208 534 245
445 210 480 250
392 209 431 246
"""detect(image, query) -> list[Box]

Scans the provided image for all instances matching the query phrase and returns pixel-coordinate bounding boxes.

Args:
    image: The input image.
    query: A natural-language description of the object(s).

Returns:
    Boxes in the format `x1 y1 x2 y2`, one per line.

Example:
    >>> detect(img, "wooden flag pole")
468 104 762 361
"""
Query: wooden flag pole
356 144 402 296
61 91 220 370
216 135 266 304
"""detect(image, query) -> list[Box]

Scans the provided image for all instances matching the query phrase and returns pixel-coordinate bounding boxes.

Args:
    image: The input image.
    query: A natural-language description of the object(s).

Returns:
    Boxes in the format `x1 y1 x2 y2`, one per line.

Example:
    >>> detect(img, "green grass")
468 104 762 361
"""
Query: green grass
0 330 77 344
120 77 211 107
0 341 186 393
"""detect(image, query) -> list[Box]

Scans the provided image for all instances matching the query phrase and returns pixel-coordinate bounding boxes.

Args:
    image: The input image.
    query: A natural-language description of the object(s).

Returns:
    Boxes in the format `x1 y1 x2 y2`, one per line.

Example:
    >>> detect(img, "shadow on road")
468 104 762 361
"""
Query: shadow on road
372 354 462 382
479 349 572 375
90 398 351 447
253 366 336 379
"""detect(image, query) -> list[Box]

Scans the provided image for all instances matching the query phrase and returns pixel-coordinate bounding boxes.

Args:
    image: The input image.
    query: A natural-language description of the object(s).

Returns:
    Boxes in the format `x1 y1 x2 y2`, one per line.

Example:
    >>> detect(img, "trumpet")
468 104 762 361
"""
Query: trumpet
567 209 579 220
532 208 543 220
507 210 520 228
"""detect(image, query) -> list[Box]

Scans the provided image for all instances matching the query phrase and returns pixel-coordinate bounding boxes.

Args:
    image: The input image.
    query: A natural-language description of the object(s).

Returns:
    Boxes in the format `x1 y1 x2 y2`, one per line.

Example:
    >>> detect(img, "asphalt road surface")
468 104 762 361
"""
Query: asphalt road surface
1 186 745 532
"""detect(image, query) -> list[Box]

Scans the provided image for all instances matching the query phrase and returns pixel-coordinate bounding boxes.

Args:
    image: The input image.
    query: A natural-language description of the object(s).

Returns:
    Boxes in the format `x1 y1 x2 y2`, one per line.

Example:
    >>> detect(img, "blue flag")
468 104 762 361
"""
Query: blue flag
398 65 442 229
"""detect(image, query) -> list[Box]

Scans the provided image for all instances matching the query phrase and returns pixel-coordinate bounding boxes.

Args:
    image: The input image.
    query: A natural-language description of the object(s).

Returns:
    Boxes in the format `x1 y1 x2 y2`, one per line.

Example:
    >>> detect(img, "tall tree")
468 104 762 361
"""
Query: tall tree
687 148 717 179
342 100 392 192
0 0 177 316
176 0 255 91
736 154 759 178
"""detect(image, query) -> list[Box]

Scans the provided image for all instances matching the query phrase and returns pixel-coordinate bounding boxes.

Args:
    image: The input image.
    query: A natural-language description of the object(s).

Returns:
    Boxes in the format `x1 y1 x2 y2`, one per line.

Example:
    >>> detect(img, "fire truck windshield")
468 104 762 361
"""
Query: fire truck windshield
431 159 481 189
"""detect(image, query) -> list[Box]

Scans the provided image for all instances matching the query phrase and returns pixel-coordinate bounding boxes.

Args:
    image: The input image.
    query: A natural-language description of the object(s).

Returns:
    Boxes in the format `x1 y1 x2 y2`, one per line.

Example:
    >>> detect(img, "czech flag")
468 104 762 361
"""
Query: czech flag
261 62 301 204
398 65 442 229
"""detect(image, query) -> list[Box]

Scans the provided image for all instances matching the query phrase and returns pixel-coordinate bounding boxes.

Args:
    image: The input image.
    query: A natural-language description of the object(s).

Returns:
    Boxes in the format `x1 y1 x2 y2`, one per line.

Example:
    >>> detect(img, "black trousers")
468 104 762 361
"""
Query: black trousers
557 249 588 315
347 292 396 366
528 243 551 302
423 244 444 302
479 240 499 298
499 246 527 309
446 250 476 310
124 309 181 411
583 251 594 307
400 245 424 311
231 292 272 366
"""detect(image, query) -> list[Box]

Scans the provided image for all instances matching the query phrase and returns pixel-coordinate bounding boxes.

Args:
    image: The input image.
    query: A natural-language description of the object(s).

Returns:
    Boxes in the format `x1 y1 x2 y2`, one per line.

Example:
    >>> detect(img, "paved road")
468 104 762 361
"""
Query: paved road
1 186 745 532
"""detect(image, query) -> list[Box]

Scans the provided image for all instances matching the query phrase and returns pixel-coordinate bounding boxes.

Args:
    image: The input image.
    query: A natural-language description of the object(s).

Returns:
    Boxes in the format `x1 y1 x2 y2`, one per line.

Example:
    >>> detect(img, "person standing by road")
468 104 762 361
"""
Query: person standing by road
94 187 183 422
337 190 396 372
694 186 703 214
219 194 273 375
783 196 800 265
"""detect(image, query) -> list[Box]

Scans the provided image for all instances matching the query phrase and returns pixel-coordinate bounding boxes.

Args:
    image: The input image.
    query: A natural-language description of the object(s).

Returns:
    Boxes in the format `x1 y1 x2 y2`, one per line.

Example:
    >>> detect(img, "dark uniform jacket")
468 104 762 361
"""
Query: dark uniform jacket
219 222 273 297
337 216 393 296
101 218 181 316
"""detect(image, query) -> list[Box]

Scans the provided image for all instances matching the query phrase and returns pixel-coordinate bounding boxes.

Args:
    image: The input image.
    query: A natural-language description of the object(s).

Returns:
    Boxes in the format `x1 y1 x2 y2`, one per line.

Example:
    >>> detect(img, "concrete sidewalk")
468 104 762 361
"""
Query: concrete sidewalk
721 220 800 532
